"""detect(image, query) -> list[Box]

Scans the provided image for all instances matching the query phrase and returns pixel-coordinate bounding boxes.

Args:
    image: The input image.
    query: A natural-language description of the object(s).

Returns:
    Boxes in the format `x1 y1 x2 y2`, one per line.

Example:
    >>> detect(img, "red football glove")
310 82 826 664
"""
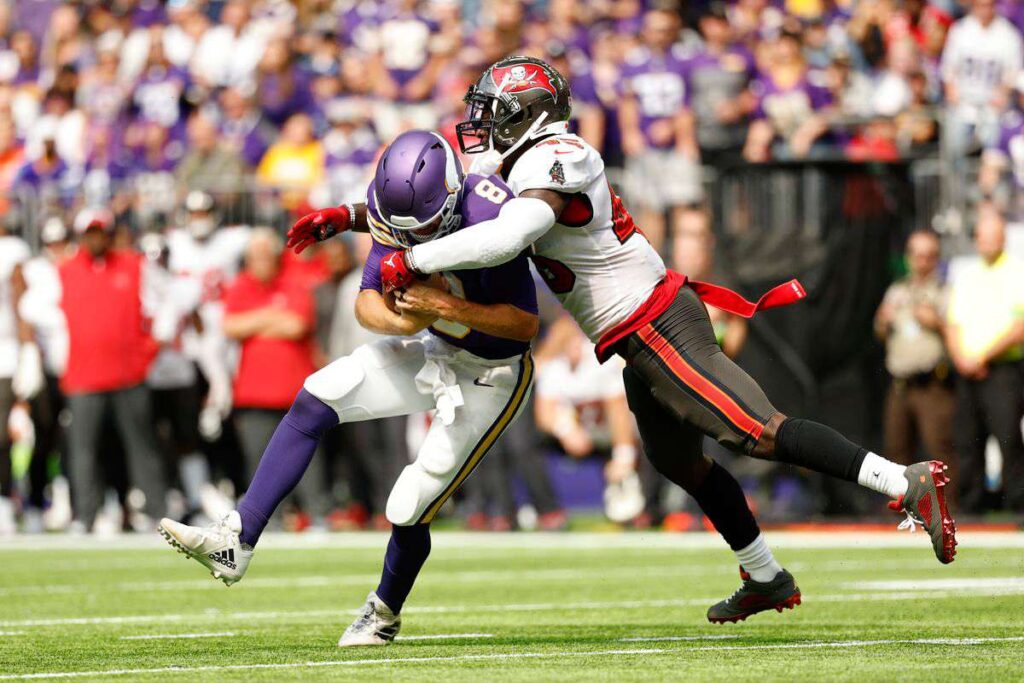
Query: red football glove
380 250 417 293
286 205 352 254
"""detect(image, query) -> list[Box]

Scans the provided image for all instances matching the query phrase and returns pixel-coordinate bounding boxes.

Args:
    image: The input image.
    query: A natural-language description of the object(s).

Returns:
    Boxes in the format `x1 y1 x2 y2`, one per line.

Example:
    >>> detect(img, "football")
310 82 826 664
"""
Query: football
384 273 450 315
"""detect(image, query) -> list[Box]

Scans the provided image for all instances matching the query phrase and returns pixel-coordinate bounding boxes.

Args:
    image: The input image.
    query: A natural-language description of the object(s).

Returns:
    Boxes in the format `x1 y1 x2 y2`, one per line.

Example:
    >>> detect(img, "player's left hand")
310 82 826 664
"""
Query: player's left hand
381 250 418 292
393 281 454 319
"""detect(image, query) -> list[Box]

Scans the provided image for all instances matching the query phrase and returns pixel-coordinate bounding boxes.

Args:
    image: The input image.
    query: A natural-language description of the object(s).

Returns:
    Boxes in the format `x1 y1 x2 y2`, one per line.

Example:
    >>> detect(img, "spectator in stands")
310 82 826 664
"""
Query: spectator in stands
980 75 1024 209
545 41 605 152
257 113 325 210
945 207 1024 512
223 228 326 529
619 7 702 252
744 29 833 161
688 3 757 170
941 0 1023 155
59 209 167 532
255 37 315 128
190 0 265 89
874 230 956 476
320 99 380 207
371 0 444 138
19 217 71 532
176 112 246 194
0 117 25 214
218 85 276 169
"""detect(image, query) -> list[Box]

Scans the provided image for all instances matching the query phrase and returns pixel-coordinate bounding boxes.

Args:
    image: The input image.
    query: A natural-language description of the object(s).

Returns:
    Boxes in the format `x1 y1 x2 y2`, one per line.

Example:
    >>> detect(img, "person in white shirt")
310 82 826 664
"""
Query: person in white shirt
941 0 1024 153
0 225 42 534
19 217 71 532
534 317 643 524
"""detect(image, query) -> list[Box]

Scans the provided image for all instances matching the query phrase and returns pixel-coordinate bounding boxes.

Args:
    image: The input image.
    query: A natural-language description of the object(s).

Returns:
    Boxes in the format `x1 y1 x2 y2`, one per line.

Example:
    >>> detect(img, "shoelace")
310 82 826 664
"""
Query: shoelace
896 510 923 533
887 496 923 534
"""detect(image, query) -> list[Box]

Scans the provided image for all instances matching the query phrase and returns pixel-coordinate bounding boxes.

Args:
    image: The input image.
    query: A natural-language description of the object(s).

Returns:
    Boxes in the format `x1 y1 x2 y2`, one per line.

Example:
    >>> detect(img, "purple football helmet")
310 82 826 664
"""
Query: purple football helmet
370 130 464 248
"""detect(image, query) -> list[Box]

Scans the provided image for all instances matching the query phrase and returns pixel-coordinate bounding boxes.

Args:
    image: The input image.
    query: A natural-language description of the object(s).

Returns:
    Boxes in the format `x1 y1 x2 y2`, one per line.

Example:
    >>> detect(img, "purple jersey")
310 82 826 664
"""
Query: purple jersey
620 45 692 148
376 9 439 101
751 74 832 138
221 114 276 168
993 111 1024 188
361 173 537 360
133 65 188 128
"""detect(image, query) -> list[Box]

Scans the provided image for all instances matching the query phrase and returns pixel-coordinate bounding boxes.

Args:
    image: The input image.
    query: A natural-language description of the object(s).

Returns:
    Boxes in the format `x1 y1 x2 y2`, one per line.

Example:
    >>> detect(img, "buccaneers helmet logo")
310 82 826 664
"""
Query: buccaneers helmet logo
491 64 559 101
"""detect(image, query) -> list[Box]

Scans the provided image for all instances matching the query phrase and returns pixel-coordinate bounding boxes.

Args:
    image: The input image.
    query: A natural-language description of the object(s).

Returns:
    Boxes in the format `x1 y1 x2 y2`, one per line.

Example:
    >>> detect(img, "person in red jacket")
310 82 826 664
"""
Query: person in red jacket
60 209 167 532
223 228 325 528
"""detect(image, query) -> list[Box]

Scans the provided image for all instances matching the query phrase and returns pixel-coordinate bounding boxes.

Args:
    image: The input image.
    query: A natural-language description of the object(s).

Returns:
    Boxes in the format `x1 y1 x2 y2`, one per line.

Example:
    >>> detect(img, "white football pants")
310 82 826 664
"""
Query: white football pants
303 332 533 525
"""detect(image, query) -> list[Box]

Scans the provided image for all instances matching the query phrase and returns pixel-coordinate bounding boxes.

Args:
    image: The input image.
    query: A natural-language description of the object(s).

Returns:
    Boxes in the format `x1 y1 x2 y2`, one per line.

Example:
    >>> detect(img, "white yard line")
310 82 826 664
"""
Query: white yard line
844 577 1024 591
5 584 1024 630
399 633 494 641
620 635 739 642
119 632 235 641
1 530 1021 552
0 631 25 636
4 558 1021 598
2 637 1023 680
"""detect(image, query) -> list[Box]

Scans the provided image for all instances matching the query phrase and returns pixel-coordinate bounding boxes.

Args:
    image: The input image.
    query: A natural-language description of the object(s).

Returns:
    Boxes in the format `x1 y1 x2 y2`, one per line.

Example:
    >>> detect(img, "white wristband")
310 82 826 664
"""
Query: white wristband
612 444 637 464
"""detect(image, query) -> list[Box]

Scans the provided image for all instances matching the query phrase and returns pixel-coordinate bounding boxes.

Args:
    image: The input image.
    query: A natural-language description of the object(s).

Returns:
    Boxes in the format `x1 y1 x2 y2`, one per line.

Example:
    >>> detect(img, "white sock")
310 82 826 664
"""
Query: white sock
734 533 783 583
857 452 908 499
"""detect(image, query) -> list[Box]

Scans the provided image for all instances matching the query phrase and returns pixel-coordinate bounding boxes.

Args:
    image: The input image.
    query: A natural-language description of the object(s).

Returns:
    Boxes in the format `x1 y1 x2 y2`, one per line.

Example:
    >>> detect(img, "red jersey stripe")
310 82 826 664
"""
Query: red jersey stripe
636 324 765 442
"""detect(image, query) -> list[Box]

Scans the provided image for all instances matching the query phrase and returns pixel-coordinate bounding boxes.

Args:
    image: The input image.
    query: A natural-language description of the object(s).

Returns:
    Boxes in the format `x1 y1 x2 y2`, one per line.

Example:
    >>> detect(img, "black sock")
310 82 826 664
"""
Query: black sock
376 524 431 614
774 418 867 482
691 462 761 551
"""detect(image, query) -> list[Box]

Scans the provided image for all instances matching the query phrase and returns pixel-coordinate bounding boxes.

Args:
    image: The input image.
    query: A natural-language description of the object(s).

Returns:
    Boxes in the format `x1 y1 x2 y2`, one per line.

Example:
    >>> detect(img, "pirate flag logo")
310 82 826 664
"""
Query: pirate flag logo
549 160 565 185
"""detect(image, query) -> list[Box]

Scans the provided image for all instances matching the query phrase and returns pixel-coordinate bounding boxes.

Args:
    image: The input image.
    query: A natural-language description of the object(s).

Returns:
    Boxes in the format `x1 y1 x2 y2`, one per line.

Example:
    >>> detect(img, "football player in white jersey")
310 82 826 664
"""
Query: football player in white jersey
289 57 958 624
165 191 250 437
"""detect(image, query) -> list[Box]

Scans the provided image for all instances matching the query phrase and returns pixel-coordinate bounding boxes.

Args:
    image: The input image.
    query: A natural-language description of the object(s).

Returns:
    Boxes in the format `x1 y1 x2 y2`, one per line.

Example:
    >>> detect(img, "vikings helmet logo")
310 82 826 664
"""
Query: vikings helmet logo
491 63 559 101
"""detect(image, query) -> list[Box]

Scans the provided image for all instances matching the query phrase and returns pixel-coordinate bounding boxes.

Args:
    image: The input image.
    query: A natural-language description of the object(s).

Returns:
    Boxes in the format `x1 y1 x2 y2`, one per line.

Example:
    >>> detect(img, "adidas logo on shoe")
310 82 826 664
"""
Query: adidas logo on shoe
207 549 237 570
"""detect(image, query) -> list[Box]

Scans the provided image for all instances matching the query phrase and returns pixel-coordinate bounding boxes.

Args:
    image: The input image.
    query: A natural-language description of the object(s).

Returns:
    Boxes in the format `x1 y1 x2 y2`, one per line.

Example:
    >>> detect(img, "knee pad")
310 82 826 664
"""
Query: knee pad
303 354 366 404
386 465 433 526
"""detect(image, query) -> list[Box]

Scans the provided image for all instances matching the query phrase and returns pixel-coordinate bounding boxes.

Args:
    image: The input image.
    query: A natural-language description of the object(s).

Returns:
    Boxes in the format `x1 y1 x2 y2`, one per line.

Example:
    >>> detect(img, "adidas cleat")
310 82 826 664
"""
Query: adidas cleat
889 460 958 564
707 567 802 624
158 511 253 586
338 592 401 647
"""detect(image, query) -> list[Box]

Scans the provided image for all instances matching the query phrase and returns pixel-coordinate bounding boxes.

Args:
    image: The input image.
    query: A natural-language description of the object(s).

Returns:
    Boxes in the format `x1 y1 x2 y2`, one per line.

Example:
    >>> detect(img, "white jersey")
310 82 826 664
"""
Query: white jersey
166 226 251 306
536 341 625 448
20 255 67 376
941 15 1023 108
0 236 30 379
505 134 666 342
165 225 251 384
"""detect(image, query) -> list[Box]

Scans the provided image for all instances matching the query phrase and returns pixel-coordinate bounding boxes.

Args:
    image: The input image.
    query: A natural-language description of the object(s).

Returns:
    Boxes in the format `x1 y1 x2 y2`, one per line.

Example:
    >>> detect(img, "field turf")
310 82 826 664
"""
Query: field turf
0 531 1022 681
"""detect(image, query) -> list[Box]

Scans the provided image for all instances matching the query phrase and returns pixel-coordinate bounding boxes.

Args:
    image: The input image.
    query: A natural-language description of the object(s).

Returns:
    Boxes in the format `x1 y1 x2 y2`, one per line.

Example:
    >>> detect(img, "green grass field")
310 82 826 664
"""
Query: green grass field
0 531 1022 681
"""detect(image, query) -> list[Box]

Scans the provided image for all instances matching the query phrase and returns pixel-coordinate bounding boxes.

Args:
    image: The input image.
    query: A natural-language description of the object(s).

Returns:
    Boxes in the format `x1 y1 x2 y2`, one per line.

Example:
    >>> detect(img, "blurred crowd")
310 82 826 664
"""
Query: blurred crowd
1 0 1024 534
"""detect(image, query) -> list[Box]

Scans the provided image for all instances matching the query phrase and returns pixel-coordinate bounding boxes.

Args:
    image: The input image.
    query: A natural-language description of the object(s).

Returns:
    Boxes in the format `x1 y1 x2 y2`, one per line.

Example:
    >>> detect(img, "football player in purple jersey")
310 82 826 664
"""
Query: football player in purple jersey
159 130 539 647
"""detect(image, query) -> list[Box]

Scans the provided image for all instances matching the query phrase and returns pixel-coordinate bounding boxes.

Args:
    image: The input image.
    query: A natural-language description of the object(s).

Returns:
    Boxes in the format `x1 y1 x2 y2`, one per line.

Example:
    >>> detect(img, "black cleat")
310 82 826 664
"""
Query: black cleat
889 460 957 564
707 567 802 624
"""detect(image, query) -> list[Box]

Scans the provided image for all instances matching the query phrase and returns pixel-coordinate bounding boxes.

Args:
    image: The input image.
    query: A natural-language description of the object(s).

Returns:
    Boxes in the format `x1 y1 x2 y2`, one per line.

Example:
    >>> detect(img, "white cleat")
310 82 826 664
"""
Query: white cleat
158 511 253 586
338 592 401 647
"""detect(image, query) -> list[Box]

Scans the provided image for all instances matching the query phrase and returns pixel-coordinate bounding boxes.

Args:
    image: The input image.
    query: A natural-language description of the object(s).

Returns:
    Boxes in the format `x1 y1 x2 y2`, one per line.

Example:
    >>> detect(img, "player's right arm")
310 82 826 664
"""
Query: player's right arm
354 289 435 336
355 238 436 335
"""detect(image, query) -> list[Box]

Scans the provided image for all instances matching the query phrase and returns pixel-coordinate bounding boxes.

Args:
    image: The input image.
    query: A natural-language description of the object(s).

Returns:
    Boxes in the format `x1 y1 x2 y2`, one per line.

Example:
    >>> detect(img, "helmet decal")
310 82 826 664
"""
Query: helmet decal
490 63 559 101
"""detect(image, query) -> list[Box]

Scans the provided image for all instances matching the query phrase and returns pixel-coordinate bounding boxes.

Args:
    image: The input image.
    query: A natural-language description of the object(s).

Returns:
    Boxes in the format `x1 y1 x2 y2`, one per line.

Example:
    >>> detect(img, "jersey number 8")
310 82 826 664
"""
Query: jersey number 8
474 179 509 204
